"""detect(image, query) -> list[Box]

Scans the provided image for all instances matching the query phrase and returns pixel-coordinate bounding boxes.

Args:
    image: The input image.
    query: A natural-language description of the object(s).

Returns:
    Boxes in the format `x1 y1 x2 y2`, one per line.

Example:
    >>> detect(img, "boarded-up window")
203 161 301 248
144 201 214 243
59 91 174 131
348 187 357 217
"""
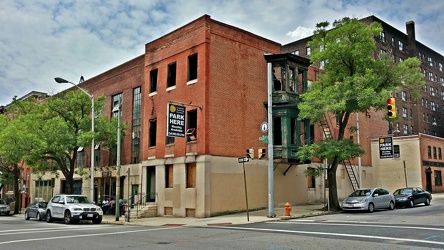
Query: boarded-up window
165 164 173 188
186 163 196 188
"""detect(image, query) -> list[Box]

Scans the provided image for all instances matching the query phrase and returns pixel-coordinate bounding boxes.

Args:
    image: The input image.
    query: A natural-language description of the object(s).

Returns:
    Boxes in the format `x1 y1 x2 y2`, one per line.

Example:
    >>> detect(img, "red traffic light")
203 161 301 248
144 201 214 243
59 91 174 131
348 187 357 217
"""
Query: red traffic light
387 98 394 105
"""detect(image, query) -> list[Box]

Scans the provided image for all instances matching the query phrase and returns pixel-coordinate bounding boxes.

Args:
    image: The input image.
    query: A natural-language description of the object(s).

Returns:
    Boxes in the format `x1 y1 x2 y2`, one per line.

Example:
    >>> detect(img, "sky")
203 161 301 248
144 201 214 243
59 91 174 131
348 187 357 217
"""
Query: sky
1 0 443 106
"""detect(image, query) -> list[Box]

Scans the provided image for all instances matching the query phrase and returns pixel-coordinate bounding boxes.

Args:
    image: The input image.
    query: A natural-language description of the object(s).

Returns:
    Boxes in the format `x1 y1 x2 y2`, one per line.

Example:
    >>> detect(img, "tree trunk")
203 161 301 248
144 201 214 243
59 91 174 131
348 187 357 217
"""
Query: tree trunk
328 158 341 211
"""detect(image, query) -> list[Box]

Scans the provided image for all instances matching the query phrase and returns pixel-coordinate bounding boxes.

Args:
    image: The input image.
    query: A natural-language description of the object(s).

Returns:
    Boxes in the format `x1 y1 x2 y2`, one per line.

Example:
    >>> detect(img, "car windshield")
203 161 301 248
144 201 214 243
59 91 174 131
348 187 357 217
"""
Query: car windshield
349 189 372 197
394 189 412 195
0 199 6 205
66 196 92 204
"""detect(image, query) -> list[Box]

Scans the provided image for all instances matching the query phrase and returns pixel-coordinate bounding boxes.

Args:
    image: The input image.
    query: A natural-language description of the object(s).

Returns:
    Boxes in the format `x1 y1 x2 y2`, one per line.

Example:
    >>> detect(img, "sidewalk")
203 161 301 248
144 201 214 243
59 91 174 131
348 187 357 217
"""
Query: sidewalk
102 193 444 227
101 203 332 227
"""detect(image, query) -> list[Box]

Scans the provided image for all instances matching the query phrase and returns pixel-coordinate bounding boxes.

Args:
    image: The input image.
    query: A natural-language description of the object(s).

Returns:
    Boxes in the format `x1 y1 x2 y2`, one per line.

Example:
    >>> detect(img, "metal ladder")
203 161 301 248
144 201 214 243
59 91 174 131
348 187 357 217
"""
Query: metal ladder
319 114 360 191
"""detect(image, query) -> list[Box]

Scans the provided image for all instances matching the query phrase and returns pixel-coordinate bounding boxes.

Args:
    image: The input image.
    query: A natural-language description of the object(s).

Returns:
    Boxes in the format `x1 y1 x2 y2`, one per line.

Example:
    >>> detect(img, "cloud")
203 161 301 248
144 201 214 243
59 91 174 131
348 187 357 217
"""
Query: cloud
1 0 443 105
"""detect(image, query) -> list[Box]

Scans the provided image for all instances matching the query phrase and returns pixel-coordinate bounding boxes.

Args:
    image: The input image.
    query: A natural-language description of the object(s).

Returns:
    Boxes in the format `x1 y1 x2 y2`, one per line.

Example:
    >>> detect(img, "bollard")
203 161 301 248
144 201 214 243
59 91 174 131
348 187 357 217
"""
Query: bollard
285 202 292 216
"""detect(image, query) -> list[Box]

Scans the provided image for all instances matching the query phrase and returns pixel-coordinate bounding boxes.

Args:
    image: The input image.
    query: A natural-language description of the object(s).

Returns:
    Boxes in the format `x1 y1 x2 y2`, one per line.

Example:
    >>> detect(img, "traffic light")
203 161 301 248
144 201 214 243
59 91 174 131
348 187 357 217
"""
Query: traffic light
246 148 254 159
387 97 396 118
258 148 266 159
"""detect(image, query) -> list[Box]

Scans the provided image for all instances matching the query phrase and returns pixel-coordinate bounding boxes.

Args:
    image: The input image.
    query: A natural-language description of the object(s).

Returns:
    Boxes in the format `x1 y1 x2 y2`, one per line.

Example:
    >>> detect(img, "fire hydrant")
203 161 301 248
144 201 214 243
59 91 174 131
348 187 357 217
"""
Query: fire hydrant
284 202 292 216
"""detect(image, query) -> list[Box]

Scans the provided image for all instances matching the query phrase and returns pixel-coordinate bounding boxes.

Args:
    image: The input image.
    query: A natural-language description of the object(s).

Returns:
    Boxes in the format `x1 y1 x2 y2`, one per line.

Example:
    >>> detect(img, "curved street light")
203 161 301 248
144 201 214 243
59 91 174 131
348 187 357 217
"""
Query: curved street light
55 77 95 203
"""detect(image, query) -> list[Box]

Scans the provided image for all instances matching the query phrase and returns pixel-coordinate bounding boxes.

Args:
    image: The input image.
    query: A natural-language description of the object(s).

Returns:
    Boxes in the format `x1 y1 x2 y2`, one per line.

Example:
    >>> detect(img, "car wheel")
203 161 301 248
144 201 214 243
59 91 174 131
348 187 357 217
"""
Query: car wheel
425 198 431 206
409 200 414 208
46 211 53 223
389 201 395 210
368 203 375 213
64 211 72 224
92 218 102 224
25 211 30 220
36 212 41 221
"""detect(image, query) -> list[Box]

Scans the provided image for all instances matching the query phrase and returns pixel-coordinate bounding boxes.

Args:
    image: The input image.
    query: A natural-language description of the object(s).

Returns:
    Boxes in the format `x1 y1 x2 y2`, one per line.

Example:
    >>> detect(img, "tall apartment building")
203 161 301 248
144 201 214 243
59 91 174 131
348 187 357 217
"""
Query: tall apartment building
282 15 444 193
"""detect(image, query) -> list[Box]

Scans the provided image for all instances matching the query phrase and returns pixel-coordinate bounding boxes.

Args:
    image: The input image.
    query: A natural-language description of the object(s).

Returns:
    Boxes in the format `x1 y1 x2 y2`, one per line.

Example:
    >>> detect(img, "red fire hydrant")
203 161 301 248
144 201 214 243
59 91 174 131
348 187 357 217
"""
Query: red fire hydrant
285 202 292 216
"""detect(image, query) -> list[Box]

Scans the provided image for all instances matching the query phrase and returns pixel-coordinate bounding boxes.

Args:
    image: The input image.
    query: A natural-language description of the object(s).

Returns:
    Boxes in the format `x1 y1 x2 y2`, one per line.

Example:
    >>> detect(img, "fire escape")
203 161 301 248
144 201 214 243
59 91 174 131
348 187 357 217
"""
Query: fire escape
319 114 360 191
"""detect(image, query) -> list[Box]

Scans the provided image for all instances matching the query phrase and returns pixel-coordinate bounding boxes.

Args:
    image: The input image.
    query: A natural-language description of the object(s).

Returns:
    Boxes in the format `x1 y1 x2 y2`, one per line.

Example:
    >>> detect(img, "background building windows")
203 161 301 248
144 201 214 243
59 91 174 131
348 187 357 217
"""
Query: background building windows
149 119 157 147
165 165 173 188
150 69 158 93
187 54 198 82
167 62 177 88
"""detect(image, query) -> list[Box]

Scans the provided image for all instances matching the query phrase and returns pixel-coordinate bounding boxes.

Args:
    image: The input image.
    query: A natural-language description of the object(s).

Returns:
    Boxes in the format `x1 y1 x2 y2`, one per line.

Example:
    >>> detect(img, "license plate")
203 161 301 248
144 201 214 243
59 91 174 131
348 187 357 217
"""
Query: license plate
87 214 93 218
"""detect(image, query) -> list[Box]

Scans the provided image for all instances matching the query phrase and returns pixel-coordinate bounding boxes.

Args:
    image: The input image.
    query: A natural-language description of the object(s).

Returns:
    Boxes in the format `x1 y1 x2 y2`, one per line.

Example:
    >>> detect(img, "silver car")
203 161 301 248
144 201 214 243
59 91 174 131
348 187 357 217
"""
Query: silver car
0 199 11 216
46 194 103 224
342 188 395 212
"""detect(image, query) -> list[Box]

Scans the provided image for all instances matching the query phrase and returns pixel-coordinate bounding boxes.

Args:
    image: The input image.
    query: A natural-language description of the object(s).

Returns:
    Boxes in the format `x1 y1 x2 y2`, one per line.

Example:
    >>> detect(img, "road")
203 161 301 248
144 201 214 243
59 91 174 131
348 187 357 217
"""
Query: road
1 198 443 249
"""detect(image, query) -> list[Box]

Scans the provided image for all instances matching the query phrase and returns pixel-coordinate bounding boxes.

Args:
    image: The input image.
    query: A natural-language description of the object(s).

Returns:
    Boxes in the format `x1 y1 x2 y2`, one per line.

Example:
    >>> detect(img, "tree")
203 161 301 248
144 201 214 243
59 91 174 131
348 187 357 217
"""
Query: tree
0 102 36 214
296 17 425 211
19 91 123 194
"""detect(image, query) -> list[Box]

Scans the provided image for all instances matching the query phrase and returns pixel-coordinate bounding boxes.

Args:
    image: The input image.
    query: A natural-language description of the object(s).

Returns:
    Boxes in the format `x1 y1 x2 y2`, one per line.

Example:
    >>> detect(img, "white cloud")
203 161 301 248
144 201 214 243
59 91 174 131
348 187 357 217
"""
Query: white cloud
1 0 443 105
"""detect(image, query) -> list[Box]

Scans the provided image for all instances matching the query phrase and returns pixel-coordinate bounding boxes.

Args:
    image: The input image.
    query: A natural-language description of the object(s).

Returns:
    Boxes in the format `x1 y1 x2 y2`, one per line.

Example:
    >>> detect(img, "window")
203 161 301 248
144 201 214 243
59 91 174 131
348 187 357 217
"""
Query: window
439 148 442 160
292 50 299 55
433 146 437 159
273 117 282 145
150 69 158 93
94 145 101 167
379 32 386 42
428 146 432 158
306 47 311 55
403 124 408 135
441 77 444 86
187 54 198 82
186 163 196 188
398 41 404 51
391 37 395 47
165 165 173 188
402 91 407 101
131 87 141 164
439 63 443 72
186 109 197 141
432 116 437 125
166 136 175 145
428 57 433 66
307 168 316 188
76 147 85 168
112 93 122 118
410 109 413 119
435 170 442 186
167 62 177 88
402 108 407 118
149 119 157 147
431 102 436 111
394 145 400 158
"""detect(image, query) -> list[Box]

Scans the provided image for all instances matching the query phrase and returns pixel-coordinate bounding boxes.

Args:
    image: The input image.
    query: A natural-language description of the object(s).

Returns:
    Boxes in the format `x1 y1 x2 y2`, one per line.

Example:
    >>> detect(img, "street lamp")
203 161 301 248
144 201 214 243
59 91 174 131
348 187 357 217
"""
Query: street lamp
112 99 122 221
54 77 95 203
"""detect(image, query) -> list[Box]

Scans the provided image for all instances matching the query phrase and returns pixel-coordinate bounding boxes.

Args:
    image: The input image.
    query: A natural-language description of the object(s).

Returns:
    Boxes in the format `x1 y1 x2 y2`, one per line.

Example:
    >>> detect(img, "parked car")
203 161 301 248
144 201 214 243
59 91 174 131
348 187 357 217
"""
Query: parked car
342 188 395 212
46 194 103 224
25 202 47 221
0 199 11 216
393 187 432 208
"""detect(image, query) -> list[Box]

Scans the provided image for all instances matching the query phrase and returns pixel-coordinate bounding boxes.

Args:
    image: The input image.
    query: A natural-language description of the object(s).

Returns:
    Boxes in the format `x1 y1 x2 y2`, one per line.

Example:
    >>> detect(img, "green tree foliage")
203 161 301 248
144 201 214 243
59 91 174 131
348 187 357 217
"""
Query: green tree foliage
8 91 123 195
296 17 425 211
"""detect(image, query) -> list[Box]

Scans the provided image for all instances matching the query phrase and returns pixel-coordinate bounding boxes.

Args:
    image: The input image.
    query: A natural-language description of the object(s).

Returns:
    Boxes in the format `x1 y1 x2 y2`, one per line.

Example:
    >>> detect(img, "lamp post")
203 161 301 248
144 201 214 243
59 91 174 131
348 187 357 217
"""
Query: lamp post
112 99 122 221
55 77 95 203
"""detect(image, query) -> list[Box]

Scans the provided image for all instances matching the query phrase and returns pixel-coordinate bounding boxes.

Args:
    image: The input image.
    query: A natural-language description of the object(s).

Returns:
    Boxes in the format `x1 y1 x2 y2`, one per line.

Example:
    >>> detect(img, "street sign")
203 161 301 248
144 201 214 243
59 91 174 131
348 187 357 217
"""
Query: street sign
238 156 249 163
379 137 394 159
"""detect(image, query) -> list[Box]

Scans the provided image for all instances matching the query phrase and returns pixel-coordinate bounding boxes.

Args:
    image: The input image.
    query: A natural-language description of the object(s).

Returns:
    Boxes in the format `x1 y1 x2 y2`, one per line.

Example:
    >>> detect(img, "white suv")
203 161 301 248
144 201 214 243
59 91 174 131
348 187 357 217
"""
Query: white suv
46 194 103 224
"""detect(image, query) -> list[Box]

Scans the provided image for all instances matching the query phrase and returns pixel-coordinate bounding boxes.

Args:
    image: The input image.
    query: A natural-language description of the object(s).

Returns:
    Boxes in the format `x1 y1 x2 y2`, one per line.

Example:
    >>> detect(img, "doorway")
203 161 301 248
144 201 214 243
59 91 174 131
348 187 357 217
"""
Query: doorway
425 167 432 192
146 167 156 202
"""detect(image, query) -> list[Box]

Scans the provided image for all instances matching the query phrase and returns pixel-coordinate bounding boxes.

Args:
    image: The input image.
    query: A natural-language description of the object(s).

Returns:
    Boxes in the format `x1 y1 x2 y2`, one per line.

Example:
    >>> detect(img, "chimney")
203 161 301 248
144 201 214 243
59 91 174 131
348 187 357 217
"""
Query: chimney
406 21 416 57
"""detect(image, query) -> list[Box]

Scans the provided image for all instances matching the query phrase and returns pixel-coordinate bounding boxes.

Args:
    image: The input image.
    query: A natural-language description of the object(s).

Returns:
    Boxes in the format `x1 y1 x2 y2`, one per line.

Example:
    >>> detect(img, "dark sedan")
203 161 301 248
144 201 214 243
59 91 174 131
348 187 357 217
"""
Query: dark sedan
393 187 432 208
25 202 47 221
